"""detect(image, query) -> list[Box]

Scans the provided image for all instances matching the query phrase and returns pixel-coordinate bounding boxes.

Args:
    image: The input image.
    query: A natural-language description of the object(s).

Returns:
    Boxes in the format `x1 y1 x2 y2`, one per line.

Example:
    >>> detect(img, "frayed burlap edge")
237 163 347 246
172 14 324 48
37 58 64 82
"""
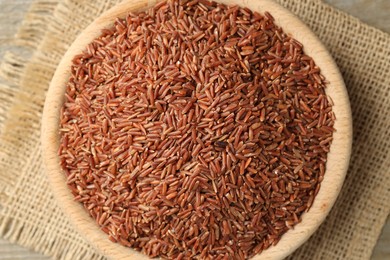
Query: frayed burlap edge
0 0 59 205
0 1 105 259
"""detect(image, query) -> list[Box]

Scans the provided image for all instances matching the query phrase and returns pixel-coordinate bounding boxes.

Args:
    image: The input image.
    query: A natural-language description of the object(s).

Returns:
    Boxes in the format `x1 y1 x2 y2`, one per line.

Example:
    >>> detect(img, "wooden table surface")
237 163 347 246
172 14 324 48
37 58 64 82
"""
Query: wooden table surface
0 0 388 259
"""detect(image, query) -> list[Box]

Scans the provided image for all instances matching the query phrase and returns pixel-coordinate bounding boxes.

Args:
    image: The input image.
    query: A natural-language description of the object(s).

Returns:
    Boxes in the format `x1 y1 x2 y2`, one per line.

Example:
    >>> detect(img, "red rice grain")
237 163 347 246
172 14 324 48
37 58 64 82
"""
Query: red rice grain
59 0 335 259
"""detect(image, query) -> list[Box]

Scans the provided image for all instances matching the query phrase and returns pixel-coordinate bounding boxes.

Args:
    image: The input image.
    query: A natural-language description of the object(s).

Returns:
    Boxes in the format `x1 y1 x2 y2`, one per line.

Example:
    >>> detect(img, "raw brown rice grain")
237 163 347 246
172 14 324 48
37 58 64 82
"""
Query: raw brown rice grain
59 0 335 259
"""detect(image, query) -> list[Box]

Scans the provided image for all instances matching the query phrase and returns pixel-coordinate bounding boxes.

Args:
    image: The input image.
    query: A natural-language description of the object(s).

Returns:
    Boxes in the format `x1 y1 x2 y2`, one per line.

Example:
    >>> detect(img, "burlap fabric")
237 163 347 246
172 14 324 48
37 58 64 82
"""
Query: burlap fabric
0 0 389 259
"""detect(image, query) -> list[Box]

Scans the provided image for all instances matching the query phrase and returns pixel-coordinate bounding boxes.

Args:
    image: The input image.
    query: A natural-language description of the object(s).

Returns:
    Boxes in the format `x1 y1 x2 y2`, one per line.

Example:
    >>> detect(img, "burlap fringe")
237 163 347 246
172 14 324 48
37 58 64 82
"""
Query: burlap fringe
0 0 121 258
15 1 59 49
0 0 122 258
0 0 103 259
0 214 104 260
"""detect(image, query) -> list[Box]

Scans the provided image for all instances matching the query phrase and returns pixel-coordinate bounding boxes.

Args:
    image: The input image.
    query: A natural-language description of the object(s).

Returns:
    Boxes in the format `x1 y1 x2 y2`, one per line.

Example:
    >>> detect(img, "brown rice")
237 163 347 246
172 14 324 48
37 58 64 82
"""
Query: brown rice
58 0 335 259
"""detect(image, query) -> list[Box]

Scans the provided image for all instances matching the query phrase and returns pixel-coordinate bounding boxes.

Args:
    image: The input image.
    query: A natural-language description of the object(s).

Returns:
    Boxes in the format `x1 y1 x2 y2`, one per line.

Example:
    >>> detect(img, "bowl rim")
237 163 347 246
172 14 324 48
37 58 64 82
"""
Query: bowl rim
41 0 352 259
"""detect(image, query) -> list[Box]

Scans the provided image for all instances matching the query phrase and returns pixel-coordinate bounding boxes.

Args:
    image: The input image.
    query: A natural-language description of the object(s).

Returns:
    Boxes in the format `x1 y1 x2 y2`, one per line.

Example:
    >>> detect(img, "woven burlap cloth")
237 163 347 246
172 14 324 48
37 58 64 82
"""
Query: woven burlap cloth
0 0 389 259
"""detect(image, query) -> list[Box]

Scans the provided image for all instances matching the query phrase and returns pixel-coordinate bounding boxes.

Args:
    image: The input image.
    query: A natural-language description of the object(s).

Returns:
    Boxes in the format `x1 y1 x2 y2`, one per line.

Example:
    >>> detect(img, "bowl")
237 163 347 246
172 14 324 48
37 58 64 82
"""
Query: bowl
41 0 352 259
